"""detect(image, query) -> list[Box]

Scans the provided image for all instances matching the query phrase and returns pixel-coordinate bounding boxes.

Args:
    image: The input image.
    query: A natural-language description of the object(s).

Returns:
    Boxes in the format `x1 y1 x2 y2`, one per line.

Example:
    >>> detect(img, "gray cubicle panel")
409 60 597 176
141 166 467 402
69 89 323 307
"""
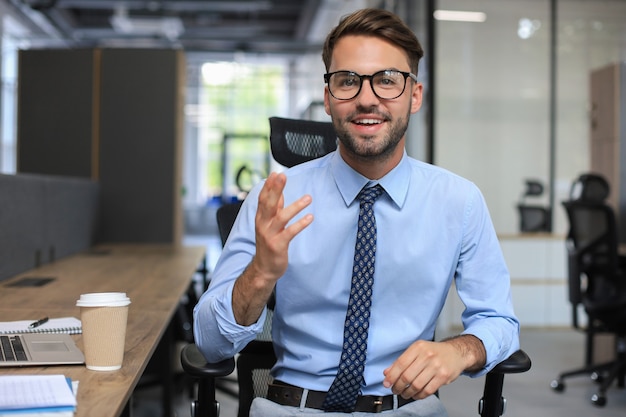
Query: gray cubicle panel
97 48 183 243
0 174 99 282
43 175 99 261
17 48 183 244
17 49 96 178
0 174 46 281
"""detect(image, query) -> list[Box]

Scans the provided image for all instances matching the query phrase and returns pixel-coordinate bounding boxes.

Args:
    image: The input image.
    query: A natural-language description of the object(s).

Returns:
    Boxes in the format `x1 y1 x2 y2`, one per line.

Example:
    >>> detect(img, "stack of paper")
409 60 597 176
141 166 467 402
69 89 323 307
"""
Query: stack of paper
0 374 77 416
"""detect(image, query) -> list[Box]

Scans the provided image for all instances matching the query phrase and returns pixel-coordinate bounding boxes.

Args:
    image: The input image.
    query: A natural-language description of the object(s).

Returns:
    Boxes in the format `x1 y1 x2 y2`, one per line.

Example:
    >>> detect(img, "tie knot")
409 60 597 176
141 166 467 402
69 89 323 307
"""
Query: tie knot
358 184 384 205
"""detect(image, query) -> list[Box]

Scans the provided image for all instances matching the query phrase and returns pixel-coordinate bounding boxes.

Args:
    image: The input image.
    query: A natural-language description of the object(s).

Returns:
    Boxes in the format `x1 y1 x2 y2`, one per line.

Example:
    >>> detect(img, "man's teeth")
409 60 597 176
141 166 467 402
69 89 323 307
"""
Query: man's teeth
356 119 382 125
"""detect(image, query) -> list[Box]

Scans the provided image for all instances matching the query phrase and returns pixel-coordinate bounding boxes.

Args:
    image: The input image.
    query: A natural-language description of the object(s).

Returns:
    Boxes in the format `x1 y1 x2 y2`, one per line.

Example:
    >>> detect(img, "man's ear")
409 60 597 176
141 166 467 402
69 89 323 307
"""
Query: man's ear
324 86 331 115
410 82 423 114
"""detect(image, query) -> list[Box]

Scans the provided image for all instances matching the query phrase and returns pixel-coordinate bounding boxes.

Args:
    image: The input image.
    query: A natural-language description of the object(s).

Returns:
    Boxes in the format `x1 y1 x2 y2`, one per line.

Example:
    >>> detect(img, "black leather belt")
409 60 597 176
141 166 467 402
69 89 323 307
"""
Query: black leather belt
267 381 415 413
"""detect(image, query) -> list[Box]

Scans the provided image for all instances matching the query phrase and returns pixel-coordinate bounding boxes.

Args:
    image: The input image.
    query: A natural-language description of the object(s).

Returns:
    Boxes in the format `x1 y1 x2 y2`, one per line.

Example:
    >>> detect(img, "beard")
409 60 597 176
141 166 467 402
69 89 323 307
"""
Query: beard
332 105 410 163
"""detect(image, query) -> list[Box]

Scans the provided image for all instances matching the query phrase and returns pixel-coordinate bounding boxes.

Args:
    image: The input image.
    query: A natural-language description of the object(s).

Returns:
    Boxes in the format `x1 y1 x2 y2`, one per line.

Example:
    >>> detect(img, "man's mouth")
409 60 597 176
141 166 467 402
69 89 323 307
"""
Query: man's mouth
353 118 383 126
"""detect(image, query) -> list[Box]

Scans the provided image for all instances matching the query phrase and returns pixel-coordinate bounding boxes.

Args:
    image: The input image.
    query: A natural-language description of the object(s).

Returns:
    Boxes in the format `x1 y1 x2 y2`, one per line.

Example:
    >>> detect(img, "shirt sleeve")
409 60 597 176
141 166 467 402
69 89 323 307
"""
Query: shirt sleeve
193 188 267 363
194 281 267 363
455 186 520 377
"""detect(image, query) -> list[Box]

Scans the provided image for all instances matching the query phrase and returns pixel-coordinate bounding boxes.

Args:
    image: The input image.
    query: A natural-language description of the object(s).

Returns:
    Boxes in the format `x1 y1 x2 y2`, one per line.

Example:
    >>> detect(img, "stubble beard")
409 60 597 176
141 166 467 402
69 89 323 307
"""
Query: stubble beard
333 106 410 163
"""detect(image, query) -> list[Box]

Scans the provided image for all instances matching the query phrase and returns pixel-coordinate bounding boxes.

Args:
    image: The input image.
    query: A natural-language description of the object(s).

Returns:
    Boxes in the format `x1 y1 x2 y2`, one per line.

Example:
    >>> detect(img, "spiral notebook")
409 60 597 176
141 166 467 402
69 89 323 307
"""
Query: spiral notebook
0 317 82 335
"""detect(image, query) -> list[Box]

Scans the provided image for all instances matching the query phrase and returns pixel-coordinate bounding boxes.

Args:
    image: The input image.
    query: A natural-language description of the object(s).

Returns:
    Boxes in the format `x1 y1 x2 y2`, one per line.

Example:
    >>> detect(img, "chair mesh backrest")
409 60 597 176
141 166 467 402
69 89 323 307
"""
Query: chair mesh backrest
569 173 610 202
252 368 272 399
517 205 550 232
563 200 620 307
269 117 337 167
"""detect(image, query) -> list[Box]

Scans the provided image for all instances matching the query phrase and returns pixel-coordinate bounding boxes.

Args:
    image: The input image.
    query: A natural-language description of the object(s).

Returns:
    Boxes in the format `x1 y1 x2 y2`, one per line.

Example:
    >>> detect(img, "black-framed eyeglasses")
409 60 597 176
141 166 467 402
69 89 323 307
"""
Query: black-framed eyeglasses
324 69 418 100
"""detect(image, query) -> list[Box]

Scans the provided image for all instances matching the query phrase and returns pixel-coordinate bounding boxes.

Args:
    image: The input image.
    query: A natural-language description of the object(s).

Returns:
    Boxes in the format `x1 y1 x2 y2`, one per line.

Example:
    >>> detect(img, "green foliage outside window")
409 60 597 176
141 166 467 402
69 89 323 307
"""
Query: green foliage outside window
201 63 283 198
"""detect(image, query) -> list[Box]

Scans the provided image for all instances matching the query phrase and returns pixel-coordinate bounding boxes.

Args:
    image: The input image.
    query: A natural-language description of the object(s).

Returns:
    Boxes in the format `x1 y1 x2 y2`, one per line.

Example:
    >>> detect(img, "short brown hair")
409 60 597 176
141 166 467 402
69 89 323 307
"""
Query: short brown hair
322 8 424 74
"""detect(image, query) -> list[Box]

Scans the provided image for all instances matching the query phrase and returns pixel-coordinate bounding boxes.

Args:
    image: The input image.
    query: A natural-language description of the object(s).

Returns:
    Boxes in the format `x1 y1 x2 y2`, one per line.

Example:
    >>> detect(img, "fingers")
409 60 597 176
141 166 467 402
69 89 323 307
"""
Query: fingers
257 172 286 220
253 172 314 281
257 172 313 236
383 341 461 400
396 365 447 400
383 350 436 399
281 198 314 240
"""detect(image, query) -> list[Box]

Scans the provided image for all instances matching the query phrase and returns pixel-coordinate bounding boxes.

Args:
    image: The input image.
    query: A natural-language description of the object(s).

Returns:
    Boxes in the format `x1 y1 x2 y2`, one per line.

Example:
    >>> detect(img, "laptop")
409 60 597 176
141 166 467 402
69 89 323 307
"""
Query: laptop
0 333 85 366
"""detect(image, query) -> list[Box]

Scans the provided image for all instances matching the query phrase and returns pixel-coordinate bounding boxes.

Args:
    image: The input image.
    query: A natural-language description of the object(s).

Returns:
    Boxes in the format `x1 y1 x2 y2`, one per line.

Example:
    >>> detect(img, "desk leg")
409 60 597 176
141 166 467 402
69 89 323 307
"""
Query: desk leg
131 322 174 417
161 322 174 417
121 398 133 417
197 255 209 290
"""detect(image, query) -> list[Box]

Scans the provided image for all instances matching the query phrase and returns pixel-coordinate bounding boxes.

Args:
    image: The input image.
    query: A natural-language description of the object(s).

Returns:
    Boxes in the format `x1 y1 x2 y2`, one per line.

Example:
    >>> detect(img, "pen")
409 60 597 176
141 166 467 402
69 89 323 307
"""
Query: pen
29 317 49 329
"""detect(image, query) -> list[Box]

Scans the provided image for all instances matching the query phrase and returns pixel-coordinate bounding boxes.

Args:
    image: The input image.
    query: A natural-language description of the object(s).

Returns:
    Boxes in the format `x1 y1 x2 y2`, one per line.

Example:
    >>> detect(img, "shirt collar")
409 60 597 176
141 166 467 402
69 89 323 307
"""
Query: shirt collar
330 150 410 208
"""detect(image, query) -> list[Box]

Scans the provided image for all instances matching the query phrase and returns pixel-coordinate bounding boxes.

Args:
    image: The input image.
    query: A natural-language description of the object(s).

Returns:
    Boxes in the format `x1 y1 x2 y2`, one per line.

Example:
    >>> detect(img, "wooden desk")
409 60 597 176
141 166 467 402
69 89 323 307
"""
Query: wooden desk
0 244 205 417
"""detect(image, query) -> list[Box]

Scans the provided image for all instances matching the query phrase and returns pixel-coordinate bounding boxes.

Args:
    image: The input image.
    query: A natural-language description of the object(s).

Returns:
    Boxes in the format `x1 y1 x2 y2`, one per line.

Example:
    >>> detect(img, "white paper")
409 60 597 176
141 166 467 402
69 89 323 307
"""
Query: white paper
0 374 76 411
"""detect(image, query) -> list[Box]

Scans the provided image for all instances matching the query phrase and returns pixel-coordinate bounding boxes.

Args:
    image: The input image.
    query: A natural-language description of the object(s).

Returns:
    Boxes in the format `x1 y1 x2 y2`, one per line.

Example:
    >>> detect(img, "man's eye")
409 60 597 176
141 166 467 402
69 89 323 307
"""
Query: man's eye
377 76 399 87
341 76 359 87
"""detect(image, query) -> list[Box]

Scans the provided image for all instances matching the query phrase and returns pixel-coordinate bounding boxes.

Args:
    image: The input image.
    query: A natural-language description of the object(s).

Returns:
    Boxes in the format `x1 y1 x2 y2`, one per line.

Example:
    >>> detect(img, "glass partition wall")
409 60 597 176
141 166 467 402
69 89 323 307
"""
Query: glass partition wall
433 0 626 236
555 0 626 234
434 0 552 236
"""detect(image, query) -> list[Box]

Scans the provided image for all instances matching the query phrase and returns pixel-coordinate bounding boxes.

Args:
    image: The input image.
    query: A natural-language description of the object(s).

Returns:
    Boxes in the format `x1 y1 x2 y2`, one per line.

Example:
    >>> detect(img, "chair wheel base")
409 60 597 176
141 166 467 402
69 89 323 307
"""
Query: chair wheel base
591 372 604 383
550 379 565 392
591 393 607 407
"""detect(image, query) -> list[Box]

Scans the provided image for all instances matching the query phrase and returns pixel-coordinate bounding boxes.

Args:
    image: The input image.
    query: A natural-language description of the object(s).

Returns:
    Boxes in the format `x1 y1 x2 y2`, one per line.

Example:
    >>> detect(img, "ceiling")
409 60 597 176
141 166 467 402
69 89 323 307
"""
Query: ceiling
9 0 332 54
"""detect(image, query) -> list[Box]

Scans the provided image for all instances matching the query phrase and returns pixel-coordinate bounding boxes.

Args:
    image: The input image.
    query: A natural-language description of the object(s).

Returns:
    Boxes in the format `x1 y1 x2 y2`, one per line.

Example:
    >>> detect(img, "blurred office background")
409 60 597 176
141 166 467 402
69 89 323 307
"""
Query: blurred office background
1 0 626 348
2 0 626 415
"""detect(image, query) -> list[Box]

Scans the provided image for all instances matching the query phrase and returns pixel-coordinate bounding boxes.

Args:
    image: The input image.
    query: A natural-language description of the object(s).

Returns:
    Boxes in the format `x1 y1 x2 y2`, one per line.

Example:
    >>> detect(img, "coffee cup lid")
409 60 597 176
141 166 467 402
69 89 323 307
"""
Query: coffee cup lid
76 292 131 307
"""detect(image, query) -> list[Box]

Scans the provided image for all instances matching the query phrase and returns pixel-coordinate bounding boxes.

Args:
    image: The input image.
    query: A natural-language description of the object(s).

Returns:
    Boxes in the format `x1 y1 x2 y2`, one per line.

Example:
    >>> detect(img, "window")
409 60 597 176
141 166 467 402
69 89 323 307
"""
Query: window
183 59 287 207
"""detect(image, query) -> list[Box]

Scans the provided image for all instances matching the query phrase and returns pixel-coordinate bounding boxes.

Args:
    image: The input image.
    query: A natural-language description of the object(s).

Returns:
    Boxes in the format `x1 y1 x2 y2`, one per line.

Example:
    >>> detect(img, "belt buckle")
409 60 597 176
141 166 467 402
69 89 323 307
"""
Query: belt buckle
373 396 384 413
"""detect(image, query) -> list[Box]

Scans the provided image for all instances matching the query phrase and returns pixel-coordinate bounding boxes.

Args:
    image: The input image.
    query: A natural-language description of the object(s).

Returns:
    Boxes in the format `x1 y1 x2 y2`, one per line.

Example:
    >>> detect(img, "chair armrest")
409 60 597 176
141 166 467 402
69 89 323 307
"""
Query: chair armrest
490 349 532 374
180 343 235 379
479 350 531 417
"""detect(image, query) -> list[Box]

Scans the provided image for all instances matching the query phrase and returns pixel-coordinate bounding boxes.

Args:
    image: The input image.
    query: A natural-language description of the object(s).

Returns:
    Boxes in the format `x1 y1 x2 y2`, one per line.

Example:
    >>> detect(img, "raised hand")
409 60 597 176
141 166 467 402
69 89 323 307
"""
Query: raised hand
233 172 313 326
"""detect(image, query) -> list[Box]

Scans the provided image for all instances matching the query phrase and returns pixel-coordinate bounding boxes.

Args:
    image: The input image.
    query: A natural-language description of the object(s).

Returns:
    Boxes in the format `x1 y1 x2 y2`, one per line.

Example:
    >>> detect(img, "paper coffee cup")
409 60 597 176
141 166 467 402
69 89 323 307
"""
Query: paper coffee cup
77 292 131 371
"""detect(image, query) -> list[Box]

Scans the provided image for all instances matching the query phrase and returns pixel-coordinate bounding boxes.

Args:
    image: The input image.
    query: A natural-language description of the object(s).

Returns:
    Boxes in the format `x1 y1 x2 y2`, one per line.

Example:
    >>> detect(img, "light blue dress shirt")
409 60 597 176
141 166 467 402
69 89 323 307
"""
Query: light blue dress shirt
194 150 520 396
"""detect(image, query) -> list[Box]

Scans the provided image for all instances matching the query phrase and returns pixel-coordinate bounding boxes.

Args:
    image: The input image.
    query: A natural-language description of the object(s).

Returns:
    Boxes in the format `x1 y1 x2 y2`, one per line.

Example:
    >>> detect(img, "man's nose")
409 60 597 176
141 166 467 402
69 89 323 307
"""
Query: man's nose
356 78 380 104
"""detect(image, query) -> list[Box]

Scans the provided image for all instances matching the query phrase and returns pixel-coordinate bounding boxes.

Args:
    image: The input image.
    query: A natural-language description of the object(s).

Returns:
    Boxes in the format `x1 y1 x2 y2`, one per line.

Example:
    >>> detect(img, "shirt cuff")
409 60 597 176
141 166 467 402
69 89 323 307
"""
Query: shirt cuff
461 327 518 378
215 281 267 344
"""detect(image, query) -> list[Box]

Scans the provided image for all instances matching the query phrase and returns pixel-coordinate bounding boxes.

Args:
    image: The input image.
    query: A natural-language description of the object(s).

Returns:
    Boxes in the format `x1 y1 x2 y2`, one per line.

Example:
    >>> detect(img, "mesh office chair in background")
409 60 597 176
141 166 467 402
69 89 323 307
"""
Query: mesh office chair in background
268 116 338 168
182 117 531 417
516 179 551 233
551 173 626 407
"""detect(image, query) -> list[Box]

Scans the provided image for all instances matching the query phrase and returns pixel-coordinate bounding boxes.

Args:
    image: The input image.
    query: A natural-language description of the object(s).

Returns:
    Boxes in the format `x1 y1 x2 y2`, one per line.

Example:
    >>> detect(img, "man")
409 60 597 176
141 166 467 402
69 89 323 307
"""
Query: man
194 8 519 417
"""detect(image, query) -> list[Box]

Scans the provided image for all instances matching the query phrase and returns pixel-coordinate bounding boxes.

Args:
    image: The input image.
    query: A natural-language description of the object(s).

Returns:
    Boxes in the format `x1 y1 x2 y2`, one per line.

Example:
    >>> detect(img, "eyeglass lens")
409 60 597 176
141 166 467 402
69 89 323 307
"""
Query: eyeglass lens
327 70 410 100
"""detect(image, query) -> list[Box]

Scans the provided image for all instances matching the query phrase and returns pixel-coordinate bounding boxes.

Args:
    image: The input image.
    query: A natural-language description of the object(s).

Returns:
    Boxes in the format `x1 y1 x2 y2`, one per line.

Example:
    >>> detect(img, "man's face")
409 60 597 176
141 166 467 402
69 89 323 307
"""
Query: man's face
324 35 423 164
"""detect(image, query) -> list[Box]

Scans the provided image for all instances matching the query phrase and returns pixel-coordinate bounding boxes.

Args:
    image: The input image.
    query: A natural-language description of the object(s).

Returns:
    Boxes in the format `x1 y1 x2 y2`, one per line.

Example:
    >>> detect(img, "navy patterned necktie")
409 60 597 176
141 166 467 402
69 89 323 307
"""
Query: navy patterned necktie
322 184 384 412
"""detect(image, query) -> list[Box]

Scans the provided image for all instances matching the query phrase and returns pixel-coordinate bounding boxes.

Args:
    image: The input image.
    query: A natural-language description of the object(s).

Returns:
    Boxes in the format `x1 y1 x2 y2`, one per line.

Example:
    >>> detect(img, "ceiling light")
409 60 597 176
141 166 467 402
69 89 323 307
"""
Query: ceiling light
110 6 184 40
433 10 487 23
518 18 542 39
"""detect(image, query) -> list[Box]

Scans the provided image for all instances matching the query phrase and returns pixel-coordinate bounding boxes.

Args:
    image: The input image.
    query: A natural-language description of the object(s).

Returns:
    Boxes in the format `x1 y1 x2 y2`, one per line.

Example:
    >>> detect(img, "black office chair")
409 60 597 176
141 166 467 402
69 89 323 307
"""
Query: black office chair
183 117 531 417
550 173 626 406
516 179 551 233
216 200 244 247
187 117 338 417
268 116 337 167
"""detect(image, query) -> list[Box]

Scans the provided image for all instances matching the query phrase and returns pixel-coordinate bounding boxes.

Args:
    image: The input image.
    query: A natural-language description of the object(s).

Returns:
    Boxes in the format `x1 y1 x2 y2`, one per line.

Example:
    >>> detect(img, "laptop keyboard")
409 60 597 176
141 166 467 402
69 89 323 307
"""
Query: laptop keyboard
0 335 27 361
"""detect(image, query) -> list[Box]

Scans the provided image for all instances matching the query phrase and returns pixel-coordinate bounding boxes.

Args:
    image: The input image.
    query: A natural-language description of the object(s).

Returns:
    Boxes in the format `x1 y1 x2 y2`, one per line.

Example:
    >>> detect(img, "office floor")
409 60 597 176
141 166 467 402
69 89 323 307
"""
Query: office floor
131 327 626 417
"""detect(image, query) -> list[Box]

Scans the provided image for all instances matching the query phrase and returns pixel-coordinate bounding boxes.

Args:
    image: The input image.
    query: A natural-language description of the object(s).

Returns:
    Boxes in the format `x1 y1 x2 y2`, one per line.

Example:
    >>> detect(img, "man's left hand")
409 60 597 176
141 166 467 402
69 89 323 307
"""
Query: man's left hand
382 335 486 399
